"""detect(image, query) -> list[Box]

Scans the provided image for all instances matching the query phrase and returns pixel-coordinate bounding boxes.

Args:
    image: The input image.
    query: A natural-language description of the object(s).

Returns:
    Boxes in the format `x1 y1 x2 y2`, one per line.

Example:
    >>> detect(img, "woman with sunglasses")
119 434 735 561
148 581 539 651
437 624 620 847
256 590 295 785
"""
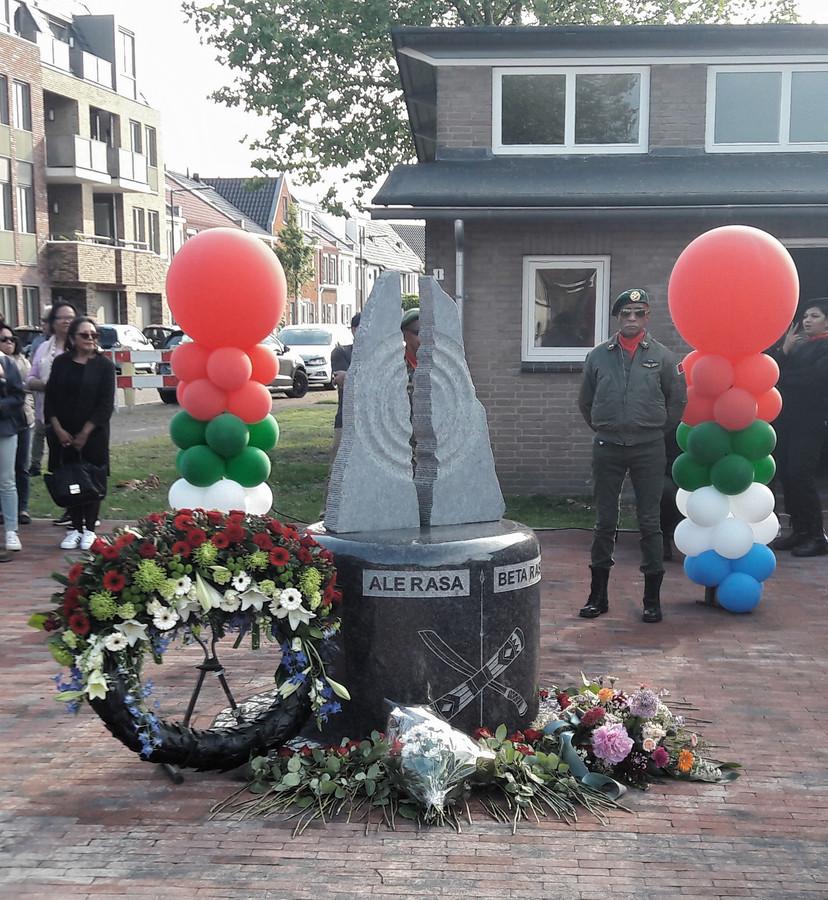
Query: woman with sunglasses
0 325 25 556
0 325 34 529
44 316 115 550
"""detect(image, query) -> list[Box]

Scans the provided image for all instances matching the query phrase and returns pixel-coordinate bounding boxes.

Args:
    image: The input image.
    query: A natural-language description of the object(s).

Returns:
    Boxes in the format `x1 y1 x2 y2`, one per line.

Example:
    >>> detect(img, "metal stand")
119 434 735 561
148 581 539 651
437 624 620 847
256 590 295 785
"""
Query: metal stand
697 586 718 608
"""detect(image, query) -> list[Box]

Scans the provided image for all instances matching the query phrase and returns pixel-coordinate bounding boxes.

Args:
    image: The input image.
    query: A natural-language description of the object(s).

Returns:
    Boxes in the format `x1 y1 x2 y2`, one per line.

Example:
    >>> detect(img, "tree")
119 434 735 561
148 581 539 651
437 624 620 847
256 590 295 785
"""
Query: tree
275 202 315 320
185 0 798 211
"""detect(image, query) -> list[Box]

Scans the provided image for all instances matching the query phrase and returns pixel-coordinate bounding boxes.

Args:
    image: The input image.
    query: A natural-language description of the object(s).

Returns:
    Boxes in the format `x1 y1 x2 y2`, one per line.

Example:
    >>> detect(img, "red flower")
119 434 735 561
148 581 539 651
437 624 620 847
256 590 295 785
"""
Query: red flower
277 747 293 758
171 541 191 558
299 745 313 758
68 611 90 636
206 510 225 526
115 533 136 549
538 688 550 701
580 707 606 728
322 585 336 606
102 570 126 592
269 546 290 567
174 513 194 531
228 510 245 523
211 532 230 549
44 614 60 632
100 544 119 561
146 512 164 525
474 727 493 740
507 731 525 743
138 541 157 559
299 534 316 549
67 563 84 583
225 522 245 543
62 587 83 615
252 533 274 550
319 549 334 563
556 692 571 710
298 548 313 565
514 743 534 756
523 728 543 743
268 518 283 535
186 528 207 547
283 526 300 542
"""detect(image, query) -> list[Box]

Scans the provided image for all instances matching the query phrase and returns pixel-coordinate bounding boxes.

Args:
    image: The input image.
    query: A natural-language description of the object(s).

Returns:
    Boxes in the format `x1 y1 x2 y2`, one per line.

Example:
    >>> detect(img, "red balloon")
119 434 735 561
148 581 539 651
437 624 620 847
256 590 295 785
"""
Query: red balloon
226 380 272 424
206 346 253 392
682 386 715 426
713 387 758 431
756 387 783 423
171 341 209 383
733 354 779 395
681 350 701 386
176 379 188 406
166 228 287 349
247 344 279 385
668 226 799 356
692 354 734 398
181 378 227 421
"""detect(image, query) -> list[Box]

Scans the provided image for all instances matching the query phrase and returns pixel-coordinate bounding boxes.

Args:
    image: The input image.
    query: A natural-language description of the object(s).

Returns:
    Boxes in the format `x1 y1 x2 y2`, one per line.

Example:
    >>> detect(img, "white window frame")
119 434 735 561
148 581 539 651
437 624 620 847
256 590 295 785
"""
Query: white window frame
521 255 611 363
493 66 649 155
706 64 828 153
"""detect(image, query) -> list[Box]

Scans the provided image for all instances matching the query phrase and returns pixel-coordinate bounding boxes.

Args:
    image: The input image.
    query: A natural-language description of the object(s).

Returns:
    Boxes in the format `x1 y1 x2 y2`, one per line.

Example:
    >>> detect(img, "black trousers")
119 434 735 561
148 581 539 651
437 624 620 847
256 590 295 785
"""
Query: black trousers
775 419 827 536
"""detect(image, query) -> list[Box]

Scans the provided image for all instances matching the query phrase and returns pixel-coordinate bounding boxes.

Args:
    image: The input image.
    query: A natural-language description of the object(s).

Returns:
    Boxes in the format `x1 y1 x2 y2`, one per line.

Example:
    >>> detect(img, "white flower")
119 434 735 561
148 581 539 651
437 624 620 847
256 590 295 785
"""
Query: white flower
175 595 200 622
279 588 303 610
175 575 193 596
232 571 251 592
153 607 180 631
146 598 164 617
85 669 108 700
291 637 302 652
239 588 268 612
103 632 128 652
271 587 315 631
219 590 241 612
86 647 104 672
195 572 223 611
642 738 657 752
642 723 666 744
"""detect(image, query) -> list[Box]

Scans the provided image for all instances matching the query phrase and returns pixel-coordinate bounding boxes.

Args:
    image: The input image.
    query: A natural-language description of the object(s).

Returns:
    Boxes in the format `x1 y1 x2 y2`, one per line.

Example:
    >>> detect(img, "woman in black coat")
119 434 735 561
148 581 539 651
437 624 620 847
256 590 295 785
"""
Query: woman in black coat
45 317 116 550
771 299 828 557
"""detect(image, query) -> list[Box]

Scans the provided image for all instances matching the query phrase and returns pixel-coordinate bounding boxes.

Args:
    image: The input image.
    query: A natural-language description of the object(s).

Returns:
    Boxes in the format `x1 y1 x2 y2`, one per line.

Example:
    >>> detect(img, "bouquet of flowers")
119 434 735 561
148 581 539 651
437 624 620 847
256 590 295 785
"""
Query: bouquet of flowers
29 509 346 755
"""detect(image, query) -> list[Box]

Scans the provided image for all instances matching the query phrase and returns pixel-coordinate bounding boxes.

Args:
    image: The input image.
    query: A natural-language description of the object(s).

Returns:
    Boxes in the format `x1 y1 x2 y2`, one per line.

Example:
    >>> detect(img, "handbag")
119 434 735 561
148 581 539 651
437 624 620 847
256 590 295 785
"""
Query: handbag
45 450 107 508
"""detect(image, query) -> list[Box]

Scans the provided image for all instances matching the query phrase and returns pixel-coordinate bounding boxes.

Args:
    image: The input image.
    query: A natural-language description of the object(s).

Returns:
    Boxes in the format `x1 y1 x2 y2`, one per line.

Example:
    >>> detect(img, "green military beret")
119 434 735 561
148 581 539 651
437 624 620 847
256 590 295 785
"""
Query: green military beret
401 308 420 331
611 289 650 317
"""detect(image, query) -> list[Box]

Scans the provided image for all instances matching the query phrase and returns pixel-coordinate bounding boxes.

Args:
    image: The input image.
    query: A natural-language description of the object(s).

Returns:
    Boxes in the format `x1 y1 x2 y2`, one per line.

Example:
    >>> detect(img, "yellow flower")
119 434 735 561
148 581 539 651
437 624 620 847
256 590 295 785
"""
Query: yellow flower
598 688 615 703
677 749 695 773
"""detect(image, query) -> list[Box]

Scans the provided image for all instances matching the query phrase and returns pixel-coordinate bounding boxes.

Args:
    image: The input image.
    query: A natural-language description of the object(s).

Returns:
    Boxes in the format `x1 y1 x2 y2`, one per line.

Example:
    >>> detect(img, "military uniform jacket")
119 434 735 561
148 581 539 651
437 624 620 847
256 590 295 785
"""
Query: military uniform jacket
578 333 686 446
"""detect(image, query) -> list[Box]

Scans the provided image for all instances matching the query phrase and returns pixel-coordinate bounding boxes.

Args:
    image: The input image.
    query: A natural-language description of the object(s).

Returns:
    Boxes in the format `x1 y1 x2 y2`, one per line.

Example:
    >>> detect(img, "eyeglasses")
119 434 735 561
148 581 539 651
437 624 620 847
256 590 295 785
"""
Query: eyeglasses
75 332 98 339
0 336 14 343
619 309 648 319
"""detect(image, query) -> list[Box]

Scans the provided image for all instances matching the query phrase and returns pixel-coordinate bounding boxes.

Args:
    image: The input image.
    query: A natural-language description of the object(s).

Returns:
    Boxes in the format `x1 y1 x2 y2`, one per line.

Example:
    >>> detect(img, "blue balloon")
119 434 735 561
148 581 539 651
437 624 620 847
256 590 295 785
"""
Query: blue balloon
731 543 776 582
684 550 731 587
717 572 762 613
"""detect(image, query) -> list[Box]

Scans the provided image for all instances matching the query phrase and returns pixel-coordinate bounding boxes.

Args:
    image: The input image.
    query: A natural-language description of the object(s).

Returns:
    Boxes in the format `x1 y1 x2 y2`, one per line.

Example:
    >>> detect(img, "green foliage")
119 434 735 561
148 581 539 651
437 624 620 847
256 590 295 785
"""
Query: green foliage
401 293 419 312
275 202 315 306
184 0 798 209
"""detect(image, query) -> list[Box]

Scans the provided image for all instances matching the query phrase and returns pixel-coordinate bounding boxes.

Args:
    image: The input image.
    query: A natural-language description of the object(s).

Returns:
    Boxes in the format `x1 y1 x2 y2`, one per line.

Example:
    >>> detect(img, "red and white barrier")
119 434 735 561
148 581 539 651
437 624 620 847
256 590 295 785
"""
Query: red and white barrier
105 349 179 390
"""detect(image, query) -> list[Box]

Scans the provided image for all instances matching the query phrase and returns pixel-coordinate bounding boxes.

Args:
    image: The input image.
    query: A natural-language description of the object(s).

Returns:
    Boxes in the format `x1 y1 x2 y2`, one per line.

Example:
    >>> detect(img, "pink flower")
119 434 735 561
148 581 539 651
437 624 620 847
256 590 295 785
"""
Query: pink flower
651 746 670 768
591 723 634 764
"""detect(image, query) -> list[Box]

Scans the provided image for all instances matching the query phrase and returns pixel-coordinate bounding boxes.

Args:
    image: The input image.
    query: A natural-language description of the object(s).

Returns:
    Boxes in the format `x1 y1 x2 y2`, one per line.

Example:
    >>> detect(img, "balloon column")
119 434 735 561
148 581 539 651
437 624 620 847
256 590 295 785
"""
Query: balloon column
164 228 286 514
668 226 799 613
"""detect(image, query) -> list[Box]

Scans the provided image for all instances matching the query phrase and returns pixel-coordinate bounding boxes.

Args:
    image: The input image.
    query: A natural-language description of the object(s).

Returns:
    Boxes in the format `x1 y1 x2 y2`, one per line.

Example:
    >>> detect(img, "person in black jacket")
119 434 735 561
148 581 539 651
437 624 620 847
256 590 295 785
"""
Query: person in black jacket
45 317 115 551
771 299 828 557
0 347 25 558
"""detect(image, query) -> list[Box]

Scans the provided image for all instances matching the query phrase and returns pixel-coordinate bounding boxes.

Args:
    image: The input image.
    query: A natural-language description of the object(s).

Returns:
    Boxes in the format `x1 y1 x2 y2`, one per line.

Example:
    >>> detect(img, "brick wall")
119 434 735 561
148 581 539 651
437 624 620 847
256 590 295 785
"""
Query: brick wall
436 67 492 156
649 64 707 149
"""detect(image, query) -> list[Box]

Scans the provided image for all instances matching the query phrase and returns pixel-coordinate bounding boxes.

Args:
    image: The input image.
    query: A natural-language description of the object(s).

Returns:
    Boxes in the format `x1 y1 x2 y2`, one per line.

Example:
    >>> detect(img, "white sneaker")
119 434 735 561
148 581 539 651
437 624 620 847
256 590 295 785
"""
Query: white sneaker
5 531 21 551
60 529 82 550
80 529 96 551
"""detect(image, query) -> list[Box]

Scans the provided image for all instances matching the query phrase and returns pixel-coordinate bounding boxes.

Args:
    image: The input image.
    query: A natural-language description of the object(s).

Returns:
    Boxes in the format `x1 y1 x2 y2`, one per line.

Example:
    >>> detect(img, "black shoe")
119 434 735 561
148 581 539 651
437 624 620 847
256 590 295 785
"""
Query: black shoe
791 537 828 558
19 511 31 525
772 531 808 551
28 468 40 477
579 567 610 618
642 572 663 623
53 511 72 526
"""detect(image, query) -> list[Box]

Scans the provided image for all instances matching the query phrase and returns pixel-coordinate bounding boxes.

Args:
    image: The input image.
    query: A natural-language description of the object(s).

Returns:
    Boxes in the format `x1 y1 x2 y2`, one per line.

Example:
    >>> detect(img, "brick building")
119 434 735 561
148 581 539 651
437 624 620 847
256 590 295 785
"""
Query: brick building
373 25 828 494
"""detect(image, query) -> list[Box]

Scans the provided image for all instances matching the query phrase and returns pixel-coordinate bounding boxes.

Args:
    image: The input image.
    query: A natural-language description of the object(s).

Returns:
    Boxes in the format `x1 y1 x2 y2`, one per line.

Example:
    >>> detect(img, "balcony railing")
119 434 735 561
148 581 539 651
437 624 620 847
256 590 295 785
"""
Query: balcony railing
77 50 114 89
108 147 148 187
37 34 71 71
46 134 109 175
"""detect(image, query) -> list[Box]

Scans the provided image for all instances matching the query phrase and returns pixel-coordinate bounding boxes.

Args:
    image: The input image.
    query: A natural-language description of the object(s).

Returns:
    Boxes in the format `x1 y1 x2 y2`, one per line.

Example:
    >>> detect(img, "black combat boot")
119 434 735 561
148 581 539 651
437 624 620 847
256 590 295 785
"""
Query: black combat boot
772 530 808 551
642 572 663 623
791 531 828 557
579 567 610 619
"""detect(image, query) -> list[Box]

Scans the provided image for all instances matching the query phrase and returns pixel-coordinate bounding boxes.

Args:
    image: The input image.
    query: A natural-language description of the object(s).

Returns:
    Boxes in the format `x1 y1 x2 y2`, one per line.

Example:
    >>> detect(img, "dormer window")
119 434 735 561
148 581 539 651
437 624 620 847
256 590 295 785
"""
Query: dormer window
493 67 649 155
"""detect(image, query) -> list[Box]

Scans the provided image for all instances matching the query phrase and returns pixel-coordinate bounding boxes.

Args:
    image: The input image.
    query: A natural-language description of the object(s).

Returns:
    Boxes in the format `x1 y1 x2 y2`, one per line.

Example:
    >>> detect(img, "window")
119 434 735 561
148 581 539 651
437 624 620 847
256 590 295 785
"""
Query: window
147 209 160 253
0 75 8 125
707 65 828 151
321 253 328 284
132 207 146 248
144 125 157 167
16 161 34 233
120 29 135 77
493 67 648 154
0 285 16 326
300 208 311 230
12 80 31 131
521 256 610 363
22 286 39 324
0 157 11 230
130 120 143 154
0 1 10 33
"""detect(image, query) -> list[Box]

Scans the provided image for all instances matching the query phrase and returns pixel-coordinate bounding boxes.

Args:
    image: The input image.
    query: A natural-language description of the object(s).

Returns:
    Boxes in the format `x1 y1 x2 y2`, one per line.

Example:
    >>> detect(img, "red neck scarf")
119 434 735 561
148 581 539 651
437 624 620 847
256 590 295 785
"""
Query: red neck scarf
808 331 828 342
617 331 646 357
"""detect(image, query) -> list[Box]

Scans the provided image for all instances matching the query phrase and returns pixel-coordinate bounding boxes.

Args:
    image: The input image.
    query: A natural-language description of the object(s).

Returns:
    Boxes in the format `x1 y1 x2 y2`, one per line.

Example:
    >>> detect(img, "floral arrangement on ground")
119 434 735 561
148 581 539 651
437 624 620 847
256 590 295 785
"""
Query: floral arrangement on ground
212 676 740 834
29 509 346 760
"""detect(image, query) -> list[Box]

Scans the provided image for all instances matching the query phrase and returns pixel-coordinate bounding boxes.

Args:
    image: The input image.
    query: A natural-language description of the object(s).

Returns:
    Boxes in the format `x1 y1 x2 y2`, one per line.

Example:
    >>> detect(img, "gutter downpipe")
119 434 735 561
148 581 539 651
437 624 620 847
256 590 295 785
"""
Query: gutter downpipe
454 218 464 329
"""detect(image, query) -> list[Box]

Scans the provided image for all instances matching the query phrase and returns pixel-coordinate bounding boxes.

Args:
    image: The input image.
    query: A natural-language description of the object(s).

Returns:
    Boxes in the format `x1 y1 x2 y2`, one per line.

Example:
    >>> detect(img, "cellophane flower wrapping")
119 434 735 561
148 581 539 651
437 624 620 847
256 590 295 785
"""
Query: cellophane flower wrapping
386 705 494 817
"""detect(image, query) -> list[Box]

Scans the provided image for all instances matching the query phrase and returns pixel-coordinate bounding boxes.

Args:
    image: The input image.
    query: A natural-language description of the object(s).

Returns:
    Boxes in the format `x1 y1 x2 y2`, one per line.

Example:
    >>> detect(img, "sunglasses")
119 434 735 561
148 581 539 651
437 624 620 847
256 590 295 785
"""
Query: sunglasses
75 331 98 339
619 309 648 319
0 336 14 343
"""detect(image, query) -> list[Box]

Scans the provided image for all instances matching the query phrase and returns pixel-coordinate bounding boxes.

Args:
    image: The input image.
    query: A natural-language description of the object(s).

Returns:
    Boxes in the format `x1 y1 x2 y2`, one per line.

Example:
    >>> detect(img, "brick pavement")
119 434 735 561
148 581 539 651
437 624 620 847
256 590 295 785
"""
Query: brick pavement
1 520 827 899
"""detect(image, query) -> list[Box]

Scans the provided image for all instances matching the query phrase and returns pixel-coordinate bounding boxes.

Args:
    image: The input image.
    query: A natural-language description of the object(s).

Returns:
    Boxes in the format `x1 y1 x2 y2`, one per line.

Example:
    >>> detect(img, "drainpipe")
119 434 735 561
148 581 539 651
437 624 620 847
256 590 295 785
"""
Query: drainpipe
454 218 464 328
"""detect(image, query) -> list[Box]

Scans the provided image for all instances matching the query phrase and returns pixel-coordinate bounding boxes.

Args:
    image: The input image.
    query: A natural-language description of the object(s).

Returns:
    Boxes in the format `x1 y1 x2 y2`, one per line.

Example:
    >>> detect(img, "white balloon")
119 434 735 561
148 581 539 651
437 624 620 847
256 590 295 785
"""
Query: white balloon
686 486 731 528
729 483 776 524
751 512 780 546
673 518 713 557
203 478 247 513
168 478 210 511
675 488 690 517
244 483 274 516
711 519 755 560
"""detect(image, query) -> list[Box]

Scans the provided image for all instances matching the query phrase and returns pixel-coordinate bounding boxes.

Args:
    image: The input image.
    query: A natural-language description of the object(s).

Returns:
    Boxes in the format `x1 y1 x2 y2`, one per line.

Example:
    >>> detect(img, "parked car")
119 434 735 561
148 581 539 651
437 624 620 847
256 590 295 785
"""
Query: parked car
157 330 185 404
276 325 353 388
142 325 177 349
98 324 156 374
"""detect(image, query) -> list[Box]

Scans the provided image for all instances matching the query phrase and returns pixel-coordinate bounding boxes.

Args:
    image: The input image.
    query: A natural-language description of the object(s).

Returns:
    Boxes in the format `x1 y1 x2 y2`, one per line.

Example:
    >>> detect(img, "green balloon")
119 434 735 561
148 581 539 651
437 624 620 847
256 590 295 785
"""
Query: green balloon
205 413 249 459
225 446 271 488
179 445 225 487
170 411 207 450
175 448 186 472
671 453 711 492
731 421 777 462
686 421 732 465
248 415 280 451
754 455 776 485
676 422 692 452
710 453 755 495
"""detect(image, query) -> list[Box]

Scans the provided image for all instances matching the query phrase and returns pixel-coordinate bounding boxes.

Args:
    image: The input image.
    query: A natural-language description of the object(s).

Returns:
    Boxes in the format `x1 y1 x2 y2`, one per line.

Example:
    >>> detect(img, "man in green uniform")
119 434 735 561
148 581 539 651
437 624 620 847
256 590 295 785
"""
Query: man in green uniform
577 289 686 623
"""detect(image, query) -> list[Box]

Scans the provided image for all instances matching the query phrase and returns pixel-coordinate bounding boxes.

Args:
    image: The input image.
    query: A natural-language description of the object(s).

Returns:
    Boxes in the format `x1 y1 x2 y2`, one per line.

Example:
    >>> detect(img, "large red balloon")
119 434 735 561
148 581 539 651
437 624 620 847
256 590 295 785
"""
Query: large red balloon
247 344 279 385
733 354 779 396
682 386 715 426
226 381 272 424
668 226 799 356
171 341 209 383
166 228 287 349
181 378 227 421
756 387 783 423
714 388 758 431
206 346 253 392
692 354 734 398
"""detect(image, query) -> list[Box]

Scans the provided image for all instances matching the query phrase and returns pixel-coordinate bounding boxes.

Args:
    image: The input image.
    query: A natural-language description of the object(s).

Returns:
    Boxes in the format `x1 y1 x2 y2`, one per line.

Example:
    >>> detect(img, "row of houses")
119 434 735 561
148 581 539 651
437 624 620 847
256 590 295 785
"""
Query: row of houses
0 0 423 334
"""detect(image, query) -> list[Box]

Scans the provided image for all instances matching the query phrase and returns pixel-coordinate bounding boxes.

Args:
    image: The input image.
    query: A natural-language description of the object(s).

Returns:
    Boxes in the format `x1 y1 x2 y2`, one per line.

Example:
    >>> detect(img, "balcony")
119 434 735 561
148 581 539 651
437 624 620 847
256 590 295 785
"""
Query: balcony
46 237 167 288
37 34 71 72
74 50 114 90
45 135 110 185
107 147 150 193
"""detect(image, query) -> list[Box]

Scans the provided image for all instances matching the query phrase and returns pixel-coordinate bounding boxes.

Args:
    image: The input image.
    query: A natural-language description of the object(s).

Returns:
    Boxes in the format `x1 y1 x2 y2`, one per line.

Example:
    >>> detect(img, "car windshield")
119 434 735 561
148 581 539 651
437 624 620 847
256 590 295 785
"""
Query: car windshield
97 326 118 349
165 332 186 348
278 328 333 346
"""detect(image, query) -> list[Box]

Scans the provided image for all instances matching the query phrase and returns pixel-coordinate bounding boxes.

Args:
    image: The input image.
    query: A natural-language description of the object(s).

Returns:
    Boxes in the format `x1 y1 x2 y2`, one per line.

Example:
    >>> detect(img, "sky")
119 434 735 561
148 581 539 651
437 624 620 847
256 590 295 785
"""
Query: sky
98 0 828 202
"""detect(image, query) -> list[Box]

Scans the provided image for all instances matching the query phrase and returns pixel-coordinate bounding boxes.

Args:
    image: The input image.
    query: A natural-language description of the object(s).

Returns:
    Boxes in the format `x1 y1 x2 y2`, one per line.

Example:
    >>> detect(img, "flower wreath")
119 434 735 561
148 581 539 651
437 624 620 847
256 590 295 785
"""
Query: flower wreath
30 509 346 771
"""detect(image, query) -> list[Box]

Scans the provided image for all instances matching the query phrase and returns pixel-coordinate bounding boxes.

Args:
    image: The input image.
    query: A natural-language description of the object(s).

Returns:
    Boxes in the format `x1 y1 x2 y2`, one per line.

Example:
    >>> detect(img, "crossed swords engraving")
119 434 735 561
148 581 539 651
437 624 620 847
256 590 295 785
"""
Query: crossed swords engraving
419 627 528 720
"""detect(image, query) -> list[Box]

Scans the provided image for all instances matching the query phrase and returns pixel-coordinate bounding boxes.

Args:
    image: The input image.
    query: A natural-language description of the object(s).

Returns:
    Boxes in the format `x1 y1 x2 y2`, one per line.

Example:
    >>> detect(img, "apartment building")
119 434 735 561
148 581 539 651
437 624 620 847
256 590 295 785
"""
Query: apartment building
0 0 167 330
